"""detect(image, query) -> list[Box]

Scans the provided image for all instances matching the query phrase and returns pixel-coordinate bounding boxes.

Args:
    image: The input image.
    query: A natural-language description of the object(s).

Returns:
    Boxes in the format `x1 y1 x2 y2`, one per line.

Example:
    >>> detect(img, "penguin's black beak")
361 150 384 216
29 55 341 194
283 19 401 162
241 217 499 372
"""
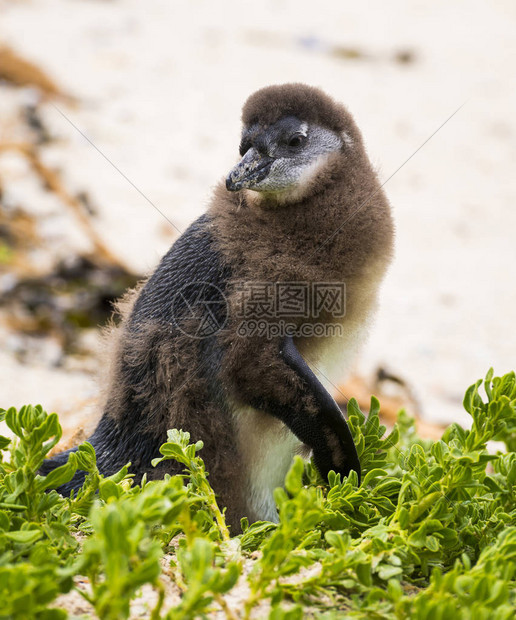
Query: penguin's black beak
226 148 273 192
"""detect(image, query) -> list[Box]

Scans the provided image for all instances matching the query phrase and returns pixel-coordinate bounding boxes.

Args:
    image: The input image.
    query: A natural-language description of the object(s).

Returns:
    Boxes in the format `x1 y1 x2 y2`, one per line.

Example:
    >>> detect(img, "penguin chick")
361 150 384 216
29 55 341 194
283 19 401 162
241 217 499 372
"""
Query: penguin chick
41 83 394 531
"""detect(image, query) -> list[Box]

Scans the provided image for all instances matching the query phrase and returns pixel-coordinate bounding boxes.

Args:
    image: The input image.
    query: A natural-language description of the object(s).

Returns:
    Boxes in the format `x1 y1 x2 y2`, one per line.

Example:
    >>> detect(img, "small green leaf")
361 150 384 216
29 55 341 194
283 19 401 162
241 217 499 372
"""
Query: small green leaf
4 529 43 544
377 564 403 580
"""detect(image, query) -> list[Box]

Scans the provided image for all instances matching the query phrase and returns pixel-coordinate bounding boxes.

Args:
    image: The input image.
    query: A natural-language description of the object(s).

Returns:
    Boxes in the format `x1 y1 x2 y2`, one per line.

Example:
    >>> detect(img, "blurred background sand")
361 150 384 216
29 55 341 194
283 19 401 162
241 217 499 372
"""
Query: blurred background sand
0 0 515 439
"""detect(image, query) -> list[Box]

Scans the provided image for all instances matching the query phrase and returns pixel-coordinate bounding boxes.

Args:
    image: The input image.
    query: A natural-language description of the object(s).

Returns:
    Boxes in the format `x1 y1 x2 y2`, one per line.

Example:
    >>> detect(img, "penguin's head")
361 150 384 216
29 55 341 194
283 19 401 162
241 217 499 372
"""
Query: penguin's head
226 83 362 203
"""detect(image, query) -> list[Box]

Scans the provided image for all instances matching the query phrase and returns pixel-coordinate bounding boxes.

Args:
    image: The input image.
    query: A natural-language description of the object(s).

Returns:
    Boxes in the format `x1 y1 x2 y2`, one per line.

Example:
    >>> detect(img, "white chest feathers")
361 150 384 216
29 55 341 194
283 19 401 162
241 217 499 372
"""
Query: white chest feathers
232 404 308 523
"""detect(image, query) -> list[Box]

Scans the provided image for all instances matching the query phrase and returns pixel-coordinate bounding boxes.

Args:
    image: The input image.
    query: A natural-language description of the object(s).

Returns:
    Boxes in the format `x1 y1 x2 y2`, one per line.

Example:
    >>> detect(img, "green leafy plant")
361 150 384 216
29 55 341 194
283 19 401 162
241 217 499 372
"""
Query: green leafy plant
0 369 514 619
152 429 231 542
0 405 82 619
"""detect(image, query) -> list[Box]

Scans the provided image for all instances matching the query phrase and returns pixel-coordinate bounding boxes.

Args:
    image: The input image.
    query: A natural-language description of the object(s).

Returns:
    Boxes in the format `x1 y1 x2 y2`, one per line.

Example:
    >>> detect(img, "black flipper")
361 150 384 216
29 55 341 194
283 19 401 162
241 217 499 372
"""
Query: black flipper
279 335 361 484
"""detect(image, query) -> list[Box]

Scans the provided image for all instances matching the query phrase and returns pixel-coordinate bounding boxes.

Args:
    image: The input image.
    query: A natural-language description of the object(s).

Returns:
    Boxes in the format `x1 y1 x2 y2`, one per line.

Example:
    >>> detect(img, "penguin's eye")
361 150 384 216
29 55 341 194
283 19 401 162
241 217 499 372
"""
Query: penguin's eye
287 134 306 148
